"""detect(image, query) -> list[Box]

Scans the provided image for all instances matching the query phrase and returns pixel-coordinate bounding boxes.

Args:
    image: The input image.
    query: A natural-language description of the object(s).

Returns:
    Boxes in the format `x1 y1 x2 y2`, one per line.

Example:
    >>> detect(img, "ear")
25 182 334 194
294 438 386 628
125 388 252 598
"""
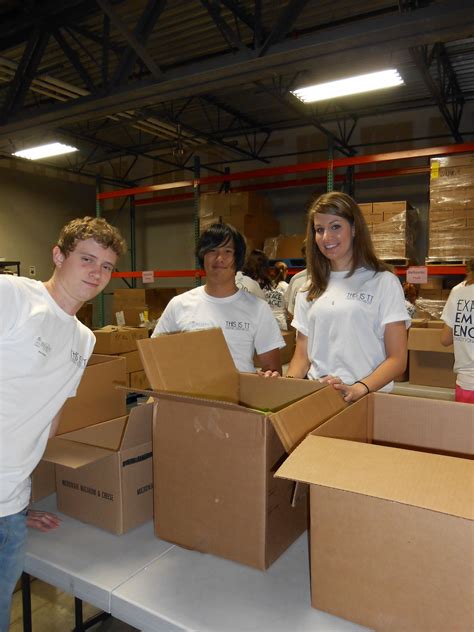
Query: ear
52 246 65 267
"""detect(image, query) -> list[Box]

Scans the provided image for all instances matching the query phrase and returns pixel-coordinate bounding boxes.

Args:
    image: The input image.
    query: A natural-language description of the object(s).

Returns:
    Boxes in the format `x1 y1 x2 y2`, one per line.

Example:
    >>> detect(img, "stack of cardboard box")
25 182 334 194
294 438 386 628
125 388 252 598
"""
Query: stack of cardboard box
93 325 150 389
407 320 455 388
263 234 305 260
113 288 177 326
360 201 419 262
429 154 474 260
199 192 280 251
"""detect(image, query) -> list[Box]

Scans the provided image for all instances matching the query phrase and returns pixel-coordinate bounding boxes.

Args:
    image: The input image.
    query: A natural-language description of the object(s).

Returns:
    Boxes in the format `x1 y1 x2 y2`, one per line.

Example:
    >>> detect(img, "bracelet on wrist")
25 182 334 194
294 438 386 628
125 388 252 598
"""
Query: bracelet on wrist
354 380 370 394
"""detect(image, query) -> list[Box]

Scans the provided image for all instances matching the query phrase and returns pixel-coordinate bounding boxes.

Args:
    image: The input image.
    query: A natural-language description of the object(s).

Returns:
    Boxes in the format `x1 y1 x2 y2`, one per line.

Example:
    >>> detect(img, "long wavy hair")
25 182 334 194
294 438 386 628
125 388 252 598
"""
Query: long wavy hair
305 191 391 300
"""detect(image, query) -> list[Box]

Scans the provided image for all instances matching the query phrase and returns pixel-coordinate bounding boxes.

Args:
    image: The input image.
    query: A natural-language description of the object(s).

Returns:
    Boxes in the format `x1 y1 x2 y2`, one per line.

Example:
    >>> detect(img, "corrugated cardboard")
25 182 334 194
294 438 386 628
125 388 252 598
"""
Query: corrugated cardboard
275 393 474 632
43 404 153 534
137 328 347 569
93 326 148 354
31 354 127 502
408 327 455 388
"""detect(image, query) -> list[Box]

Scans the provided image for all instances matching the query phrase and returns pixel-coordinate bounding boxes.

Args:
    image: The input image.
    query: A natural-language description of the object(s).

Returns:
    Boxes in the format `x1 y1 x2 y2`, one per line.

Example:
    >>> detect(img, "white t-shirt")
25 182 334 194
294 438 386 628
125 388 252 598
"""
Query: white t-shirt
285 269 308 315
235 271 265 299
441 281 474 390
276 280 289 292
263 285 288 330
293 268 410 390
152 285 284 372
0 276 95 516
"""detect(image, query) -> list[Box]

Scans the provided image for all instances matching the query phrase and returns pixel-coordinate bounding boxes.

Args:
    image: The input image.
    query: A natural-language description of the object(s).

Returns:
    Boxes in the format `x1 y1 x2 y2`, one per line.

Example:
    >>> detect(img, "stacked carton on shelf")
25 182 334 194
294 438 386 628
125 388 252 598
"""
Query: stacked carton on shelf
360 201 419 262
113 288 177 327
263 234 305 260
93 325 150 389
200 192 279 251
429 154 474 260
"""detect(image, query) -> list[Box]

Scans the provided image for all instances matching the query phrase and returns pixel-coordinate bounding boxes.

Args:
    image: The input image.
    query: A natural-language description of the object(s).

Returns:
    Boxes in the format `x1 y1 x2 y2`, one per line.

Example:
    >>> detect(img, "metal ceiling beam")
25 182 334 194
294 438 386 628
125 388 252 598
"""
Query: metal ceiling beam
200 0 247 52
410 42 465 142
112 0 167 85
257 0 310 57
96 0 163 80
52 28 96 92
1 0 474 140
1 26 50 122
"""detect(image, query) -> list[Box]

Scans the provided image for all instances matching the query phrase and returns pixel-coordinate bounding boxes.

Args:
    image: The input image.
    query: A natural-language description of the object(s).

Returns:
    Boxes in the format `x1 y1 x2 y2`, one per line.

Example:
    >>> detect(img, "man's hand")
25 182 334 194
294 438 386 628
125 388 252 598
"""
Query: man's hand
27 510 61 532
257 369 280 378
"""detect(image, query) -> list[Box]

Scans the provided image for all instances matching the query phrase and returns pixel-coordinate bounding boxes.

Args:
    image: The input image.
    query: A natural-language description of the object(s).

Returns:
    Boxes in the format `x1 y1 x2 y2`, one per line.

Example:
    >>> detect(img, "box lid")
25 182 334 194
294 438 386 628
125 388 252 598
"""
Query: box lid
42 438 112 469
138 328 239 402
408 327 453 353
276 435 473 520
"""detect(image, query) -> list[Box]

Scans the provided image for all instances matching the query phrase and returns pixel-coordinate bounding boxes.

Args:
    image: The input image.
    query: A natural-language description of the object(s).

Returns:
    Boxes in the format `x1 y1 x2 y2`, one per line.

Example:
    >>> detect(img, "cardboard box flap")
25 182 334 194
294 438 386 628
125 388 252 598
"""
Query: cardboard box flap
276 435 474 519
57 416 128 451
42 438 112 469
138 329 239 402
121 403 153 449
408 328 453 353
270 386 348 453
238 373 325 411
146 389 262 415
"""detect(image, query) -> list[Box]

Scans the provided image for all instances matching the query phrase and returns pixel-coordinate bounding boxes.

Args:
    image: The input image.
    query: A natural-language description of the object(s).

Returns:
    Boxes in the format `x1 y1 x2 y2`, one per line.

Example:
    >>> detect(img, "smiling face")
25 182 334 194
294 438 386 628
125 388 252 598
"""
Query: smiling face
52 237 118 309
203 237 237 284
313 212 355 271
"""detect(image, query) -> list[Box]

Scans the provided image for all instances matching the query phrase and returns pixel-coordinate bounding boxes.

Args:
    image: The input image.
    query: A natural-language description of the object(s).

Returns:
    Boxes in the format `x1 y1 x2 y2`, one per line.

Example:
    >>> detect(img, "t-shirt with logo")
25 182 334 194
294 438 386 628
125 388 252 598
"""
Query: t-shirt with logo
441 281 474 390
263 285 288 330
152 285 284 372
293 267 409 389
0 276 95 515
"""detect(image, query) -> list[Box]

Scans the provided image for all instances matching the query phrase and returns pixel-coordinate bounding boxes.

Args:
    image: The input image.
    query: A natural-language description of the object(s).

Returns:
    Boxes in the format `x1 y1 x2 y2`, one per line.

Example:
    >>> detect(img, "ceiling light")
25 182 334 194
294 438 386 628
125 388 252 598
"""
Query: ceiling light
13 142 78 160
291 69 404 103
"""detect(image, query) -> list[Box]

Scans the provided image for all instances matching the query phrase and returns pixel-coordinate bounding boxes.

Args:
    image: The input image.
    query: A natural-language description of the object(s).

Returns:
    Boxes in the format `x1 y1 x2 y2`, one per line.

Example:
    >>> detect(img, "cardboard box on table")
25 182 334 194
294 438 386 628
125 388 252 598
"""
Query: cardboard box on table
42 404 153 534
137 328 347 570
408 323 455 388
275 393 474 632
31 354 127 501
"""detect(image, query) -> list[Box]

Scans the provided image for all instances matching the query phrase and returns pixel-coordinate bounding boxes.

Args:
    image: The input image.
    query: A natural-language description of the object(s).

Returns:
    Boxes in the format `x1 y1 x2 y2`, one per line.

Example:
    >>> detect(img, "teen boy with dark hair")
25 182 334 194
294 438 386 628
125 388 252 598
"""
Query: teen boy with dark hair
152 223 284 373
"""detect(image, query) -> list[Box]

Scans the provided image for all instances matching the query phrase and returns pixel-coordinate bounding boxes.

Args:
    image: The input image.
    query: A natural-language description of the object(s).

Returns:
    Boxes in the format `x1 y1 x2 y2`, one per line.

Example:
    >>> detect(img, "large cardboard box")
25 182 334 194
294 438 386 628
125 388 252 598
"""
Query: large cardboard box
137 328 347 569
408 326 455 388
276 393 474 632
93 326 148 354
31 354 127 501
113 288 177 322
43 404 153 534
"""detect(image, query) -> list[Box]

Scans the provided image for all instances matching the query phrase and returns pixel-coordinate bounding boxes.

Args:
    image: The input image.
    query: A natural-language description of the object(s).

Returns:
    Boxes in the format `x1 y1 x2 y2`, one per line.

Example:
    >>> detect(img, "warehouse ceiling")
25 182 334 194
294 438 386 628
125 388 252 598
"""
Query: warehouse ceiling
0 0 474 184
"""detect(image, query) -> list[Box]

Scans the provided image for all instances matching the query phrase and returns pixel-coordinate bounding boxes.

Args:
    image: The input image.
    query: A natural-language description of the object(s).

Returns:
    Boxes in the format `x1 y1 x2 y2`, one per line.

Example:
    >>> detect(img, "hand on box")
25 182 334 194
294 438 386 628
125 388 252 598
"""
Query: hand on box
257 369 280 378
319 375 368 404
27 510 61 532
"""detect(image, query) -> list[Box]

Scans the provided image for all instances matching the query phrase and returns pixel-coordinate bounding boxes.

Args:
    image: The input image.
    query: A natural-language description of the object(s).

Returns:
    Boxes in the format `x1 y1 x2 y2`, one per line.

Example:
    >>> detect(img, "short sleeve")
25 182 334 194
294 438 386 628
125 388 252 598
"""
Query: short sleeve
254 301 285 354
379 275 411 330
441 291 457 328
291 290 310 336
0 277 22 337
152 299 178 337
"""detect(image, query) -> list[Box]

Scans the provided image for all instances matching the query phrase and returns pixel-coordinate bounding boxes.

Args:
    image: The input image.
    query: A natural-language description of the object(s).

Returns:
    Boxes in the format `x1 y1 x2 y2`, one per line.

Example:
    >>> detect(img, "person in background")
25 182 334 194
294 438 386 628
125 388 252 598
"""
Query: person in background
0 217 126 631
273 261 289 291
402 281 418 318
153 224 284 374
243 250 288 330
440 258 474 403
281 191 409 403
284 242 307 319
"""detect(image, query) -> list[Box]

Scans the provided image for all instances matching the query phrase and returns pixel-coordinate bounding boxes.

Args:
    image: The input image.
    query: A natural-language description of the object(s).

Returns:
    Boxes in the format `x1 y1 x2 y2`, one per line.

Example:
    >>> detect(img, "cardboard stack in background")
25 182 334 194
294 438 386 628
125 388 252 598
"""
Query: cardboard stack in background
93 325 150 389
408 319 455 388
31 354 128 502
43 403 154 534
76 302 93 328
137 328 348 570
360 201 419 262
112 288 177 327
199 192 280 251
263 234 306 260
429 154 474 260
275 392 473 632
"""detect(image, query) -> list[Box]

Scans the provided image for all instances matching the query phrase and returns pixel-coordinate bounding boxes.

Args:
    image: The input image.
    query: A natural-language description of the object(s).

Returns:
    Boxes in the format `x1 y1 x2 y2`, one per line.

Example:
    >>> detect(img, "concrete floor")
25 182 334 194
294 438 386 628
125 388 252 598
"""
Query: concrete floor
9 580 138 631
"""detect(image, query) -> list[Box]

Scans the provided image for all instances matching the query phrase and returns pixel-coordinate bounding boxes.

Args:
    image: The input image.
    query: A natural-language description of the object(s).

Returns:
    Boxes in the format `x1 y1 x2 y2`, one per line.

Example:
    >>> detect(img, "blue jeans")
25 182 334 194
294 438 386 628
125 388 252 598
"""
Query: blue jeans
0 509 27 632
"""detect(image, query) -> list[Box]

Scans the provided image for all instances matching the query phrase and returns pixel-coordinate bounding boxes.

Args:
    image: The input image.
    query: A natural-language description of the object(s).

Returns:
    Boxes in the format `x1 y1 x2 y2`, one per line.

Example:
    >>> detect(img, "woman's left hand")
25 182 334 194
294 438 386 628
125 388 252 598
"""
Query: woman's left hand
320 375 368 403
27 510 61 532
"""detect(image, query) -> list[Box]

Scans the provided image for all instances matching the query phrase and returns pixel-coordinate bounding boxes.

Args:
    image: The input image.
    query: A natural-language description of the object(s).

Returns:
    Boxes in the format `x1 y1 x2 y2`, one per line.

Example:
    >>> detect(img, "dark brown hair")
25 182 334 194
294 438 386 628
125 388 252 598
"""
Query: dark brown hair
305 191 391 300
57 216 126 258
242 249 272 290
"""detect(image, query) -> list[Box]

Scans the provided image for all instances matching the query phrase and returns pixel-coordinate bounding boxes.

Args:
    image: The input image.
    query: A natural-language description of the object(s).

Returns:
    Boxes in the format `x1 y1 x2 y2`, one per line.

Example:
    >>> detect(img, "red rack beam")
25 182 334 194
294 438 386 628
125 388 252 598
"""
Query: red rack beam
97 142 474 201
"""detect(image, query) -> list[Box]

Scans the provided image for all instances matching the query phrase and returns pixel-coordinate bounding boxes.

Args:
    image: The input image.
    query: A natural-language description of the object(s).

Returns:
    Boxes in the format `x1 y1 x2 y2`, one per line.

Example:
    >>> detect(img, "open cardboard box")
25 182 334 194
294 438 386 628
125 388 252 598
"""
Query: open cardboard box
276 393 474 632
408 323 455 388
31 354 127 502
137 328 347 569
42 404 153 534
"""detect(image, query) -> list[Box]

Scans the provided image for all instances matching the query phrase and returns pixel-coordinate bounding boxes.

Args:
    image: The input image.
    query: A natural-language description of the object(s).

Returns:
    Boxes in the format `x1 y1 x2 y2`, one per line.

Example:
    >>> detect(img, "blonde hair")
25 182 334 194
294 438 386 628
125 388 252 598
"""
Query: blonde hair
57 216 126 258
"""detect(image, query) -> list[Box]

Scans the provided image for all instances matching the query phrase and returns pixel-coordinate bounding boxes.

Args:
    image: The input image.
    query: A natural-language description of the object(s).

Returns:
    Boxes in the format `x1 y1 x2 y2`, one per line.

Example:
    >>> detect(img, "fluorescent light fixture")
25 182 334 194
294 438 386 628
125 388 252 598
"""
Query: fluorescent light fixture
13 142 78 160
292 69 404 103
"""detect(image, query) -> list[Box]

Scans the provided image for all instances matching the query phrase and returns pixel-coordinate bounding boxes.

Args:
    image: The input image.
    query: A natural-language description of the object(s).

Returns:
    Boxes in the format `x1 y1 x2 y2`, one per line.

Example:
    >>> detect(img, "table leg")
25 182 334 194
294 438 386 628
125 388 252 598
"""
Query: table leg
21 572 32 632
73 598 111 631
